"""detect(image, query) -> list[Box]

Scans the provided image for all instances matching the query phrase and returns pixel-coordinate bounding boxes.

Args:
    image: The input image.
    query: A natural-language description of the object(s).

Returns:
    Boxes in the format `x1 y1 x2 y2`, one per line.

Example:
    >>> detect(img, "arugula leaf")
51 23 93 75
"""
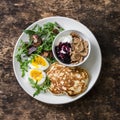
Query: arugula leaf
24 30 36 35
36 45 44 54
43 22 55 31
29 77 37 88
20 60 30 77
28 76 51 97
16 22 64 77
32 24 42 33
16 40 32 77
46 57 56 64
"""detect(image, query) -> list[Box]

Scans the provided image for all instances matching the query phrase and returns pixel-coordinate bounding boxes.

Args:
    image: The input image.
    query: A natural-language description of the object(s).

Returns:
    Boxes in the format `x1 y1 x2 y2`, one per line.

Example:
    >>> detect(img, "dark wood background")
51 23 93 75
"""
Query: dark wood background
0 0 120 120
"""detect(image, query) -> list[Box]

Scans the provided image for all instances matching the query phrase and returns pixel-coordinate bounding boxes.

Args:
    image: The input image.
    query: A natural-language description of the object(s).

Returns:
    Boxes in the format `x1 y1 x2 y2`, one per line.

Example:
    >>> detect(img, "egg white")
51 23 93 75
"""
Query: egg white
28 69 46 85
28 55 49 70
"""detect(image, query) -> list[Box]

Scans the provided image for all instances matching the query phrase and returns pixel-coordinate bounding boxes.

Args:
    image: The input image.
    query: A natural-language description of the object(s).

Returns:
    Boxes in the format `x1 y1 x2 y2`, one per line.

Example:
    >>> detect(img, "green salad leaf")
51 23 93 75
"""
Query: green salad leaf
15 22 63 96
16 22 64 77
20 60 30 77
46 57 56 64
16 40 32 77
28 76 51 97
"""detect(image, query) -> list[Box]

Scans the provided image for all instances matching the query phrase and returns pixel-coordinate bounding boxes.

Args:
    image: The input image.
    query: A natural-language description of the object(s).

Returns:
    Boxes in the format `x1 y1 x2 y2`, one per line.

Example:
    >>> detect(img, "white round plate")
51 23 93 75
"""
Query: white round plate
13 16 102 104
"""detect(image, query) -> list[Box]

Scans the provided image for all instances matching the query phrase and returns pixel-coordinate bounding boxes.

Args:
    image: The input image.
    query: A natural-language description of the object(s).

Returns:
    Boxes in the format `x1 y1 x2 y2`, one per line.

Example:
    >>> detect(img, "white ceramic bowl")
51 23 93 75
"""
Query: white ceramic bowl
52 30 91 67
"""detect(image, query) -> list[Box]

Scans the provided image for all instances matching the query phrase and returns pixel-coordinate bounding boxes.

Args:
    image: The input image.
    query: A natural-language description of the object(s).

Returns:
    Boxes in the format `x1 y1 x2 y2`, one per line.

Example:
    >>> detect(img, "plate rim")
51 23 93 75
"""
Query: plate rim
13 16 102 104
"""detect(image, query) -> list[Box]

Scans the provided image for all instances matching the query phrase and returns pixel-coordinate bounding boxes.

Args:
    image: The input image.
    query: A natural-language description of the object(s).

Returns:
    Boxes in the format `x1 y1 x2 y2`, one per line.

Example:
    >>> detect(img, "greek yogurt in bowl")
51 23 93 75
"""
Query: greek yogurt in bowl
52 30 91 67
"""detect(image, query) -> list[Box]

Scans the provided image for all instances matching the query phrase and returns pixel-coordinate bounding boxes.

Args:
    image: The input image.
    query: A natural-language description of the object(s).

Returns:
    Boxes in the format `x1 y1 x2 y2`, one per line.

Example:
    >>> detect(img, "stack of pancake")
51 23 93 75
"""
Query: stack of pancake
46 62 89 96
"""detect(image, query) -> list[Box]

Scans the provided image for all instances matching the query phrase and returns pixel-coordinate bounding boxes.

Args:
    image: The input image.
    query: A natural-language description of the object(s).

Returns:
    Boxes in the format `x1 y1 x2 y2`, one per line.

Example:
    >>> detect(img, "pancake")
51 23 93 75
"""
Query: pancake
46 62 89 96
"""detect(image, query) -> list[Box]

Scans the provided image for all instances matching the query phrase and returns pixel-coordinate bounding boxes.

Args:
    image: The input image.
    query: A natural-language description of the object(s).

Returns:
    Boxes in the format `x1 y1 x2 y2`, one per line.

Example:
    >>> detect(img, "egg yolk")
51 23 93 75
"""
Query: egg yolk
30 69 43 81
31 56 47 68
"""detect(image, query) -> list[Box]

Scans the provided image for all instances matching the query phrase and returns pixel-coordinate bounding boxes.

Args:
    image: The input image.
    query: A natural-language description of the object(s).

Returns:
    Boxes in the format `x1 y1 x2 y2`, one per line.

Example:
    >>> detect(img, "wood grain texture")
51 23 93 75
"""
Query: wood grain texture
0 0 120 120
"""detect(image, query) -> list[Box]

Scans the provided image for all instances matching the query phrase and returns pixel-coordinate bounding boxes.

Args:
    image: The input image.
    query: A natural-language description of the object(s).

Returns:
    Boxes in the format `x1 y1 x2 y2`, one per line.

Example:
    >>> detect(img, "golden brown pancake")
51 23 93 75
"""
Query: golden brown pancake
46 62 89 96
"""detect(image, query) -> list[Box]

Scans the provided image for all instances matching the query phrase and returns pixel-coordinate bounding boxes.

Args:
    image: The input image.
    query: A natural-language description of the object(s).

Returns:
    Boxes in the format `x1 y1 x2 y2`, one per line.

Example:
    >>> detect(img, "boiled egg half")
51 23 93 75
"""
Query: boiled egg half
29 55 49 70
29 69 46 85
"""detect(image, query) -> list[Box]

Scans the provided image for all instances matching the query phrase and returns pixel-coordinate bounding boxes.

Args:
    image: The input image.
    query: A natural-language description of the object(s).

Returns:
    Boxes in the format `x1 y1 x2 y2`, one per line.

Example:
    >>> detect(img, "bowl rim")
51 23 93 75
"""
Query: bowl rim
52 29 91 67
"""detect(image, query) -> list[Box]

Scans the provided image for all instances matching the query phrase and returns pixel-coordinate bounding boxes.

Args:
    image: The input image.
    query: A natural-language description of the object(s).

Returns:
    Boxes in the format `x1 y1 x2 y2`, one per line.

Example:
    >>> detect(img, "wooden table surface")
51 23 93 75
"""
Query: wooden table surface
0 0 120 120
